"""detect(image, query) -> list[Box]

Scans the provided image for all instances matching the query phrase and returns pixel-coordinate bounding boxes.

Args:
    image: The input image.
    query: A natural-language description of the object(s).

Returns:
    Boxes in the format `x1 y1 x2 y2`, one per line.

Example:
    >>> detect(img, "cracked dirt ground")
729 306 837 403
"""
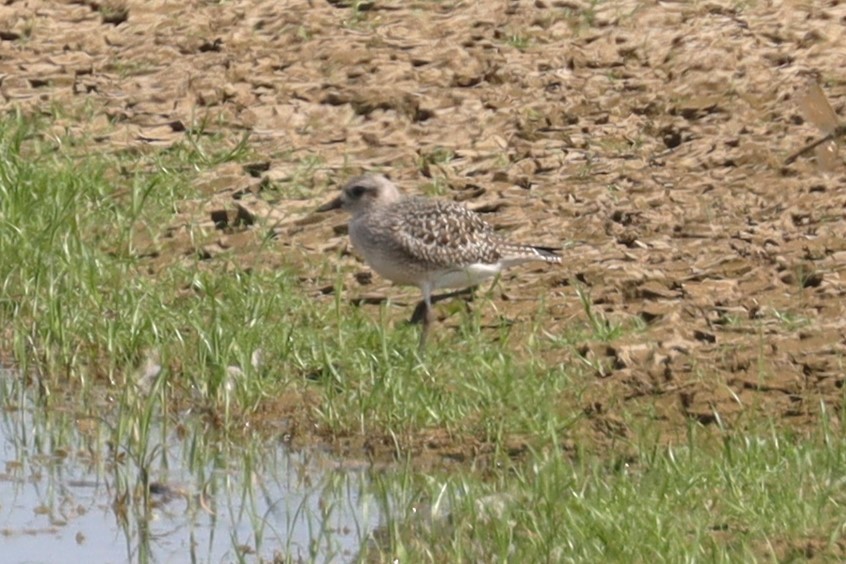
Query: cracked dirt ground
3 0 846 453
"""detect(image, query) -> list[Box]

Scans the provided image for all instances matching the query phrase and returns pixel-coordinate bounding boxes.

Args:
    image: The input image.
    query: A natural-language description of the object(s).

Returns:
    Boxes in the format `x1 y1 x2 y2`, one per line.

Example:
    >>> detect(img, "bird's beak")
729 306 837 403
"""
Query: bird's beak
316 195 343 212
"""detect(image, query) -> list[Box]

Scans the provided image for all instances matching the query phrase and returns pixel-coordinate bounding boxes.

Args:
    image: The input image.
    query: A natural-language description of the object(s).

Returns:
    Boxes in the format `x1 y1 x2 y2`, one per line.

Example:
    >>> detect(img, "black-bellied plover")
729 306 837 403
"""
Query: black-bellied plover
318 174 561 349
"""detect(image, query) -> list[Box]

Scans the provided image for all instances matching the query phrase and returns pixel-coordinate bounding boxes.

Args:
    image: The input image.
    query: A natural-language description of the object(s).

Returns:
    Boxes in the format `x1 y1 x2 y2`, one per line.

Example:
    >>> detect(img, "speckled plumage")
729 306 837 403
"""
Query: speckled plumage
317 174 561 347
375 197 526 268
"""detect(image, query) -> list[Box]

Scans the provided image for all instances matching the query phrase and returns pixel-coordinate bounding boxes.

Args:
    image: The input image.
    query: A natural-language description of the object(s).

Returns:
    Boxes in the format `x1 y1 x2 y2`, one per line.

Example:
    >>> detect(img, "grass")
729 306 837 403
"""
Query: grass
505 32 531 51
364 418 846 561
1 113 846 561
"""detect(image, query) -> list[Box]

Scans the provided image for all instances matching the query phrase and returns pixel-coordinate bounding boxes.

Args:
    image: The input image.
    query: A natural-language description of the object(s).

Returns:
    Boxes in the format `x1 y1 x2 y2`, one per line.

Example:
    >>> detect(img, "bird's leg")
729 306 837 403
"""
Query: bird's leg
418 304 434 351
409 286 477 325
484 274 501 300
418 286 434 351
410 300 429 325
445 285 478 304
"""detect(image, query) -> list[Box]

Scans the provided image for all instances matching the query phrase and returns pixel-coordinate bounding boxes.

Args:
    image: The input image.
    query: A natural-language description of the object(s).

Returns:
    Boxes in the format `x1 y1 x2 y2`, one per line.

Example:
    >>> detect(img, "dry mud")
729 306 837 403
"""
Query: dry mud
4 0 846 457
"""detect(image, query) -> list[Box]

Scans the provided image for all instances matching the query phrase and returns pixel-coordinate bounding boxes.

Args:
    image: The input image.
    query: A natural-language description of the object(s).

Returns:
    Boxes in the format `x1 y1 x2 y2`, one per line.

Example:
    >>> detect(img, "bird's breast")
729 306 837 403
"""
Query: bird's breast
348 217 420 286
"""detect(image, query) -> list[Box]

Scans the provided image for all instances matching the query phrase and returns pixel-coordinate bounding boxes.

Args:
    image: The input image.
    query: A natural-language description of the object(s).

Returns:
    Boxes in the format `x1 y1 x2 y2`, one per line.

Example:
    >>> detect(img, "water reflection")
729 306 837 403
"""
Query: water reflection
0 367 382 562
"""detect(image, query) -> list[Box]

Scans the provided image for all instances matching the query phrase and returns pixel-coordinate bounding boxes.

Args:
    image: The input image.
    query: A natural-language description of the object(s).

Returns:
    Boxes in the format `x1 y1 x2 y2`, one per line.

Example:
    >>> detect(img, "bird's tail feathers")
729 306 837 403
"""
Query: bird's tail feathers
501 243 562 265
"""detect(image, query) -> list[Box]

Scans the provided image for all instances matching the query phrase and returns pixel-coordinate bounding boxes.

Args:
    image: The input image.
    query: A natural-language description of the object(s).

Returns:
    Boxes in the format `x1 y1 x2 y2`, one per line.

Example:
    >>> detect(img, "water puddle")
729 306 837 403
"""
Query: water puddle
0 366 385 562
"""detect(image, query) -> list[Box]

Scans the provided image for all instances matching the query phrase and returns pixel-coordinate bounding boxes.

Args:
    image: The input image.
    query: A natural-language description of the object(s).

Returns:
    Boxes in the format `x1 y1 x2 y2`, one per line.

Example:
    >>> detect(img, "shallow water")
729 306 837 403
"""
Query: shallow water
0 367 383 563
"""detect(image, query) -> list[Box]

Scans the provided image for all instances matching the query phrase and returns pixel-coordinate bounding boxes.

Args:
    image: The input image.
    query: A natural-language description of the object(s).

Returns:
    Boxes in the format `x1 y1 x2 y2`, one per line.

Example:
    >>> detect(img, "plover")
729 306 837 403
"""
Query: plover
317 174 561 348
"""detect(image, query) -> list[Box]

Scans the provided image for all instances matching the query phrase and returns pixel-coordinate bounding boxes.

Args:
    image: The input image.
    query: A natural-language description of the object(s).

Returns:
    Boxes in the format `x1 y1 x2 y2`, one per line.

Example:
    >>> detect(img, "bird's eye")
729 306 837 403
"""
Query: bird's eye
349 185 367 198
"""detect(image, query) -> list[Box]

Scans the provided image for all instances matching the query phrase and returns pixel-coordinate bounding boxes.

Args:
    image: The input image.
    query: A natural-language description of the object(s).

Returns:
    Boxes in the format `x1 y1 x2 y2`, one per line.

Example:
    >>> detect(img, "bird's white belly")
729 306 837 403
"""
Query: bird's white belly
359 247 501 290
429 263 502 290
361 250 423 286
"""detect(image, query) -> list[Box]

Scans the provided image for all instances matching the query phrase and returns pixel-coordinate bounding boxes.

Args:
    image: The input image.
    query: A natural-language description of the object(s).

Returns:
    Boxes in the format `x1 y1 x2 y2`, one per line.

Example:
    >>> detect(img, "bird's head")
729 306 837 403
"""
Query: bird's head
317 174 402 215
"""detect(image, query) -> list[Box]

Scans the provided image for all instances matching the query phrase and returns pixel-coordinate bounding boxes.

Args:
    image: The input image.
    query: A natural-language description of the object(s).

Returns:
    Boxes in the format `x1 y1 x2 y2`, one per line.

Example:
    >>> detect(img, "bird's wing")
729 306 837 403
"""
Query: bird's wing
390 199 502 268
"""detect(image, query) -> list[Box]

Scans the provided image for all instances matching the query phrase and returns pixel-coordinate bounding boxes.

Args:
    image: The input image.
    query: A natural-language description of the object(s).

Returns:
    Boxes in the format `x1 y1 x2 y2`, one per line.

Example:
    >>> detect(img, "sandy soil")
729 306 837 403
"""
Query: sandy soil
5 0 846 457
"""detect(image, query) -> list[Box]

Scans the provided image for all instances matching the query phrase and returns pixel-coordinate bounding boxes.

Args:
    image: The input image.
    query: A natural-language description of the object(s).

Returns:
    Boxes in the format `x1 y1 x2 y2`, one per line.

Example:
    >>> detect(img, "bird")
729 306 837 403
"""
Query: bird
317 174 562 349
